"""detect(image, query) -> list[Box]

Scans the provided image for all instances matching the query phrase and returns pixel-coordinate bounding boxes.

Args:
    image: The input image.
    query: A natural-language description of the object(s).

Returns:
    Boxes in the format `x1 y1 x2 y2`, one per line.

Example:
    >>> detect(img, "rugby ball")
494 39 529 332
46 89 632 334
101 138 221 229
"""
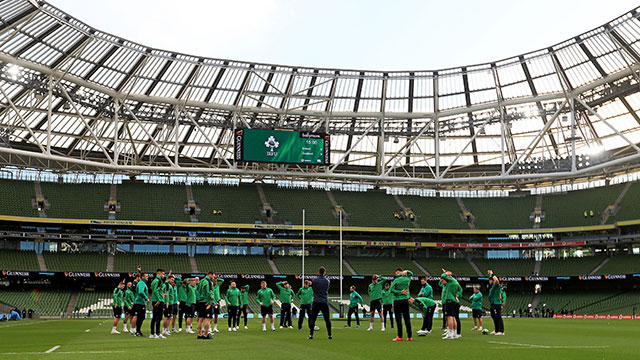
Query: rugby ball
314 326 320 331
481 329 489 335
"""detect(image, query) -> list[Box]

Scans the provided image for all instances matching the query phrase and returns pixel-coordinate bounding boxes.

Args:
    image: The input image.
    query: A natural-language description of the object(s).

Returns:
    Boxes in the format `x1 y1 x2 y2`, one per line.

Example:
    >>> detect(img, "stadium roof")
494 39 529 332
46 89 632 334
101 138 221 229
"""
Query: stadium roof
1 0 640 188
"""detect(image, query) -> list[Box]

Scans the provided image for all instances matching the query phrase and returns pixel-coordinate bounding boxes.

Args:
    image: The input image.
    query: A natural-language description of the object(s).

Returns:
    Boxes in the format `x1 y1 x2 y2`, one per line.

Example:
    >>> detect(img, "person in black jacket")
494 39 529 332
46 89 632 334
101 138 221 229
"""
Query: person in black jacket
308 267 332 340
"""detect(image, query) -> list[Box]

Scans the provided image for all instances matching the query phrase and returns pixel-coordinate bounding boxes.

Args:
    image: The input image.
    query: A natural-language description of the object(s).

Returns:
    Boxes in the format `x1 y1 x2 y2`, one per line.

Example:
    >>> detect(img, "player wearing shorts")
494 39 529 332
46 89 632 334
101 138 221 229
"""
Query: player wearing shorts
196 272 214 339
441 269 462 340
184 278 197 333
470 286 483 331
133 273 149 337
162 275 175 336
123 281 135 333
225 281 240 331
177 277 187 331
237 285 250 329
367 275 387 331
296 280 312 330
381 282 394 329
276 281 294 328
111 281 125 334
211 276 225 333
257 281 276 332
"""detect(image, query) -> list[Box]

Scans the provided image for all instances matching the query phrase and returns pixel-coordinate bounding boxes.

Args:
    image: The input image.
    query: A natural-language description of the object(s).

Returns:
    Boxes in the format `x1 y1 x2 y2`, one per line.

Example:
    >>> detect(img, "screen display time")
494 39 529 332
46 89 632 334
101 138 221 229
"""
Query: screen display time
234 129 330 165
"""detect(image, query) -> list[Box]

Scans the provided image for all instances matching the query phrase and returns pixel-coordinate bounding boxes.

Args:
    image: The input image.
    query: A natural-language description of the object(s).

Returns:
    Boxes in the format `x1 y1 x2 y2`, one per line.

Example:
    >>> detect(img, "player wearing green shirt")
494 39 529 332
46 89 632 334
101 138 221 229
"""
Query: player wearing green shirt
257 281 276 331
470 286 484 331
132 273 149 337
149 268 166 338
346 285 363 328
441 270 463 339
367 274 387 331
177 277 187 331
487 270 505 335
296 280 312 330
196 273 214 339
381 282 394 330
211 276 225 333
123 281 135 333
417 277 433 299
111 281 125 334
170 276 180 333
225 281 240 331
411 296 437 336
276 281 295 328
390 268 413 341
237 285 250 329
184 278 197 334
162 275 176 336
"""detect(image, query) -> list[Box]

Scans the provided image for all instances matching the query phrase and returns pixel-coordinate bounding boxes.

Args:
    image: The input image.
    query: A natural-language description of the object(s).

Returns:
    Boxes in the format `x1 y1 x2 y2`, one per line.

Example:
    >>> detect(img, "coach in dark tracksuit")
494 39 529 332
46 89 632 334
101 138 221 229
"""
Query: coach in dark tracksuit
308 267 332 340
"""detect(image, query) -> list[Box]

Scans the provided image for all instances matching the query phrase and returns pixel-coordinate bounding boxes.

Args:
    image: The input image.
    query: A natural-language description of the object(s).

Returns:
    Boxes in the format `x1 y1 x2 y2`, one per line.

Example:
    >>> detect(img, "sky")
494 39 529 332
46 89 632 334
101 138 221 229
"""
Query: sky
48 0 639 71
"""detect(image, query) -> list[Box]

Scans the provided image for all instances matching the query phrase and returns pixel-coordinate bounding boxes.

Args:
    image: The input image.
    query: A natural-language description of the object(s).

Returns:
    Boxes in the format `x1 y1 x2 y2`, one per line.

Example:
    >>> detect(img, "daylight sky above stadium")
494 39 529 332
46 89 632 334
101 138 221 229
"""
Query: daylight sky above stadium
50 0 638 71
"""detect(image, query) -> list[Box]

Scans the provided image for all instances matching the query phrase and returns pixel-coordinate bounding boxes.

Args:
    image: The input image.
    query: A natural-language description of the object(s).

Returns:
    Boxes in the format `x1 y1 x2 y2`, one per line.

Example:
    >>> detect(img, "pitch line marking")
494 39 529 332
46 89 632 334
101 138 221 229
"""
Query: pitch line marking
489 341 609 349
1 351 125 355
44 346 60 353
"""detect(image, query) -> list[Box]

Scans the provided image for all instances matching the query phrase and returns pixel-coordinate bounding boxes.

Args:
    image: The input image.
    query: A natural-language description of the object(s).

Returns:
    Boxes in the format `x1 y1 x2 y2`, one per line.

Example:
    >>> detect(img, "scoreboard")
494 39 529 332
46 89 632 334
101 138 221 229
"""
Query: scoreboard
234 128 330 165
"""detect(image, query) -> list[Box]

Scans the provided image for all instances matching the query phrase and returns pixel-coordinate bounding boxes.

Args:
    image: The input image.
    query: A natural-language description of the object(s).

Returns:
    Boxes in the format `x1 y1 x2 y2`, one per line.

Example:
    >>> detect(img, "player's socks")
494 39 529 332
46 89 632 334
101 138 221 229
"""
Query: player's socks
262 324 266 331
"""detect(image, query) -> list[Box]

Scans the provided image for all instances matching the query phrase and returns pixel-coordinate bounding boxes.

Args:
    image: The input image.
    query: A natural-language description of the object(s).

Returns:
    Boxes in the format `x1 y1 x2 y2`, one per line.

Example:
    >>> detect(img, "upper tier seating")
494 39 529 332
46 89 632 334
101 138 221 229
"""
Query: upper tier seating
195 255 274 274
113 253 192 273
473 259 536 276
43 251 108 272
541 185 623 228
0 178 37 217
331 190 405 228
192 184 262 224
117 182 189 222
0 249 39 271
538 256 606 276
40 182 110 219
463 196 536 229
261 186 336 225
345 256 426 276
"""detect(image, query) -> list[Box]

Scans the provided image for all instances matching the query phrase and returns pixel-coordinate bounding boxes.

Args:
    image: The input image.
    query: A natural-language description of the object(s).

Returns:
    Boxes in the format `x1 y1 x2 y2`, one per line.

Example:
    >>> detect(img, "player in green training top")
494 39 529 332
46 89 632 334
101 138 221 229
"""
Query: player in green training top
162 275 175 336
346 285 363 328
416 276 434 336
123 281 135 334
149 268 166 338
237 285 250 329
211 276 225 333
390 267 413 341
225 281 240 331
470 286 484 331
367 274 387 331
111 281 125 334
381 282 394 330
441 269 463 340
133 272 149 337
184 277 197 334
410 295 437 336
488 270 505 335
276 281 295 329
196 272 214 339
177 277 187 331
296 280 313 331
257 281 276 332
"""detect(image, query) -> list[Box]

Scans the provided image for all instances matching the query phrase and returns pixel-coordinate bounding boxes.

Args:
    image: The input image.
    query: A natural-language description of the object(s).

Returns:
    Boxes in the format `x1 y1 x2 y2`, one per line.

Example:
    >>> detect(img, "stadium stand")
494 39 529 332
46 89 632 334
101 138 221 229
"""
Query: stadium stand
0 249 40 271
117 182 189 222
473 259 536 276
344 256 425 276
273 256 342 275
463 196 536 229
0 290 70 316
75 290 112 316
578 290 640 314
396 196 464 229
537 290 640 314
0 178 37 217
43 251 108 272
610 182 640 223
195 255 274 274
261 186 336 225
594 255 640 275
331 190 405 228
113 253 192 273
538 256 606 276
416 258 477 276
192 184 263 224
541 185 623 228
40 182 110 219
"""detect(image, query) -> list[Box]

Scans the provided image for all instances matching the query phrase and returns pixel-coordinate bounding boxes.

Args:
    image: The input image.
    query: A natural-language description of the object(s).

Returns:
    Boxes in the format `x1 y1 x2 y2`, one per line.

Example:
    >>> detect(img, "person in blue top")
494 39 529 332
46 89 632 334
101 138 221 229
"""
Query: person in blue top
308 267 332 340
346 285 363 328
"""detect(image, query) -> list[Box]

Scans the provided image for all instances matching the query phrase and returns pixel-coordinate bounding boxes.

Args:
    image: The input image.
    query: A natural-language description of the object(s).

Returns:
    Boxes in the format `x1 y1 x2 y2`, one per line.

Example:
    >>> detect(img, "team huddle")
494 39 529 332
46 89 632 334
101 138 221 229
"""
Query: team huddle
110 266 506 341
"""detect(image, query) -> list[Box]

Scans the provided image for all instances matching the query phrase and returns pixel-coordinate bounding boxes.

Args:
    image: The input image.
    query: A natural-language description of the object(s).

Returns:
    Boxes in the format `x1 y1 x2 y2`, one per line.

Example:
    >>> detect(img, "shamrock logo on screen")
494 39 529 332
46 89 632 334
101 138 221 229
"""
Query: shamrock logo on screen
264 136 280 152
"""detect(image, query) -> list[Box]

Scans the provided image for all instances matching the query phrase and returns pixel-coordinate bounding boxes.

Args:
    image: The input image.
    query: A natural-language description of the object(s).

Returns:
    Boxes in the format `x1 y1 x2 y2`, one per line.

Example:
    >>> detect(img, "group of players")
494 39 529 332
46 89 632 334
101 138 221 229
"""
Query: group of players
110 265 506 341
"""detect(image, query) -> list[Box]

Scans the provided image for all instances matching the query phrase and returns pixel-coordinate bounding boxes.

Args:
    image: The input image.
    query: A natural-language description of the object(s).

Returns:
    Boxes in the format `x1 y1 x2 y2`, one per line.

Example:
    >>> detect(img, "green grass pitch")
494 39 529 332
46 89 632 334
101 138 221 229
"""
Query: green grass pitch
0 318 638 359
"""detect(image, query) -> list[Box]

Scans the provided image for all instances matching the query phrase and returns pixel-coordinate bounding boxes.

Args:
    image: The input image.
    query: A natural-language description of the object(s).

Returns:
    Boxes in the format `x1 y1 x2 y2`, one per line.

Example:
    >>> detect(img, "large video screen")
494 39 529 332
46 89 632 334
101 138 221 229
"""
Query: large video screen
234 129 330 165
